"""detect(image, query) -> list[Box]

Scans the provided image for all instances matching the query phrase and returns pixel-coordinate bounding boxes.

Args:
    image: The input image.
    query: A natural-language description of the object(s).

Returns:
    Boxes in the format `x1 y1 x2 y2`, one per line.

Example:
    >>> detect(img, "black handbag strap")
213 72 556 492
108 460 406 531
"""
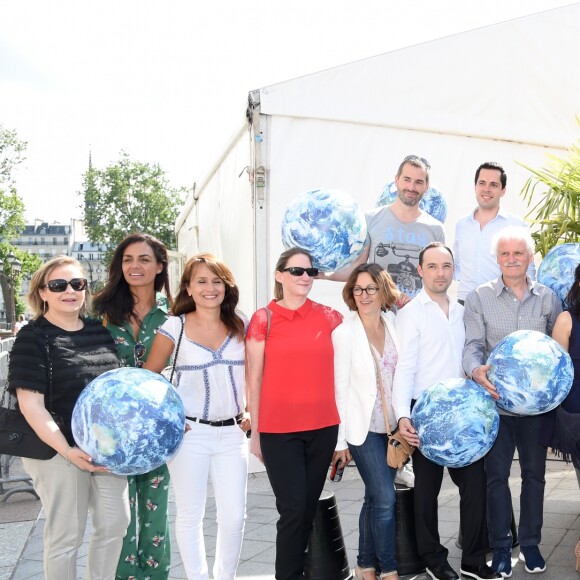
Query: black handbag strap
0 376 11 408
42 331 54 414
169 315 185 384
1 326 54 412
265 307 271 338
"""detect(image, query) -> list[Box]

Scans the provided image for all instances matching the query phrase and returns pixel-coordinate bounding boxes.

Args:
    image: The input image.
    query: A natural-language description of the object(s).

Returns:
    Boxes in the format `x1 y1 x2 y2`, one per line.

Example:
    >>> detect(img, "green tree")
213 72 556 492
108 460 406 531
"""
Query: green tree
0 124 27 186
82 152 186 259
0 125 41 325
520 119 580 257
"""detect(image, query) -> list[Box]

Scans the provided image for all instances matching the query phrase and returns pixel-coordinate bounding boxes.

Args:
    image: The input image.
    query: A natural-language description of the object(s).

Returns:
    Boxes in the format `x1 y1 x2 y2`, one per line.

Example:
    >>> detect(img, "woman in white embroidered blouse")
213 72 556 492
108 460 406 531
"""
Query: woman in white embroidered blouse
146 254 250 580
332 263 401 580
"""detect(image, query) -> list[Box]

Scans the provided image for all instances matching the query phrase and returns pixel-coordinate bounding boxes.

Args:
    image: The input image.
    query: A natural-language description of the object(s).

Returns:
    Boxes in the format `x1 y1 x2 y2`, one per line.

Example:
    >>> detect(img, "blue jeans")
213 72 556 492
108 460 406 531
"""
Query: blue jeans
485 415 547 548
349 431 397 573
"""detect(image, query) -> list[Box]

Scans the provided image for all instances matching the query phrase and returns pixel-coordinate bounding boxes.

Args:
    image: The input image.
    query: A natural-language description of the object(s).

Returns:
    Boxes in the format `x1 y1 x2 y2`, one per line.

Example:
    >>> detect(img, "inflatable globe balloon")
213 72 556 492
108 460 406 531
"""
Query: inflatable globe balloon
487 330 573 415
376 181 448 223
281 188 367 272
411 378 499 468
72 367 185 475
537 243 580 307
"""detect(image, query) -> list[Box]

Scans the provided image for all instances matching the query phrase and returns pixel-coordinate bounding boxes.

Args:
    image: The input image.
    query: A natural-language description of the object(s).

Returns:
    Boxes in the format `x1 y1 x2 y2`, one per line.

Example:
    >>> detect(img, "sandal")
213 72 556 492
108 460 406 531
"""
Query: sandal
575 538 580 572
354 565 377 579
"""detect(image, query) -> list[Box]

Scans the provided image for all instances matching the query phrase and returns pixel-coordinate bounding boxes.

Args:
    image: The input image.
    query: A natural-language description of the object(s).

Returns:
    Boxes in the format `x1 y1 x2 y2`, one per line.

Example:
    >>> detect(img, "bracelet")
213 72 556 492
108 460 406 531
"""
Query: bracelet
65 446 73 467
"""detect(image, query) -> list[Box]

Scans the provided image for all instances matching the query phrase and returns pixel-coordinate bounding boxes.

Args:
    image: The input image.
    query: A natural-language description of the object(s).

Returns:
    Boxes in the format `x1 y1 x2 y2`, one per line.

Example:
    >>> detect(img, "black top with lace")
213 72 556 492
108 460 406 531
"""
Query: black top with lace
8 316 120 445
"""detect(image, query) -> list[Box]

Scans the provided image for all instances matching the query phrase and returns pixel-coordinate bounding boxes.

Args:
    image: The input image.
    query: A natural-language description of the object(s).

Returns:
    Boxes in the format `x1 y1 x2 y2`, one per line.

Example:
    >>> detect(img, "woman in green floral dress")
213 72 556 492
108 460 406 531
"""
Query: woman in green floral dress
93 232 173 580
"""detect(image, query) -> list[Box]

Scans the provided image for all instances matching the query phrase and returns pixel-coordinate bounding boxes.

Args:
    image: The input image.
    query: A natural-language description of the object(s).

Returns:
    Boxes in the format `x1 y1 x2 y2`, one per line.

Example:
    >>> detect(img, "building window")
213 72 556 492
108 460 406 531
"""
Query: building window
53 237 57 245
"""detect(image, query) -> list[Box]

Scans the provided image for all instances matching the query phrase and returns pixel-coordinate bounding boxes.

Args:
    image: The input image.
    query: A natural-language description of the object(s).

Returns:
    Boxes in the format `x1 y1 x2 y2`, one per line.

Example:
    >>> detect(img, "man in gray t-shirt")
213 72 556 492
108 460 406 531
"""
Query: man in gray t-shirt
366 204 445 298
324 155 445 299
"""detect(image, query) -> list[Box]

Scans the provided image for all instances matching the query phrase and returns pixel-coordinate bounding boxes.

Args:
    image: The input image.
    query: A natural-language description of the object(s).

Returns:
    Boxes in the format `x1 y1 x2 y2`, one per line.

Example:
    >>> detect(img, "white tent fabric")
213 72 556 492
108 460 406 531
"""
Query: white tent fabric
177 3 580 315
259 4 580 150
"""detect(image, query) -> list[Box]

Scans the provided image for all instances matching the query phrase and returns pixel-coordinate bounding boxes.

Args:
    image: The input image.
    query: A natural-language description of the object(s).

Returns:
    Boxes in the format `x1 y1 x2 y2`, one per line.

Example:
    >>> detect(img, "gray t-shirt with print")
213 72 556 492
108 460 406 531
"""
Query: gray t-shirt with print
365 205 445 298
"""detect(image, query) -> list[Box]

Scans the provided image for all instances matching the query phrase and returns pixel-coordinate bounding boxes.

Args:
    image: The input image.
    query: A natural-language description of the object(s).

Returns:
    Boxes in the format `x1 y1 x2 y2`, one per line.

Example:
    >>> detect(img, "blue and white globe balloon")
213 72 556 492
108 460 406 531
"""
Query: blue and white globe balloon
487 330 573 415
281 188 367 272
411 378 499 468
72 367 185 475
537 243 580 307
376 181 448 223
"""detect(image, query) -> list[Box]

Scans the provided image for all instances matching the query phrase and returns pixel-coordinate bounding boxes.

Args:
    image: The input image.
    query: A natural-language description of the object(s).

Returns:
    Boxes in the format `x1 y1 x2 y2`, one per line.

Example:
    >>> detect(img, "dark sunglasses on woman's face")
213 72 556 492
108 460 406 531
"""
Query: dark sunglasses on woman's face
42 278 88 292
134 343 146 368
281 267 319 277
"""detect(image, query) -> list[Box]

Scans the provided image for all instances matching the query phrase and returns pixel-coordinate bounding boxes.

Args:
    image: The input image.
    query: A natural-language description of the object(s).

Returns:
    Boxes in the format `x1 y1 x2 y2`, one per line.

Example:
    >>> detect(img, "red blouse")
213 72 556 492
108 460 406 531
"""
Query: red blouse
247 298 343 433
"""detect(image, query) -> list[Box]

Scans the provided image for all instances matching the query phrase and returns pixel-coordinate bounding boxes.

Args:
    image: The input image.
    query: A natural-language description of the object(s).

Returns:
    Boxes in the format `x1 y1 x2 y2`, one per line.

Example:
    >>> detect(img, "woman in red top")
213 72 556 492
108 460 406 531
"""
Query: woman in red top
246 247 346 580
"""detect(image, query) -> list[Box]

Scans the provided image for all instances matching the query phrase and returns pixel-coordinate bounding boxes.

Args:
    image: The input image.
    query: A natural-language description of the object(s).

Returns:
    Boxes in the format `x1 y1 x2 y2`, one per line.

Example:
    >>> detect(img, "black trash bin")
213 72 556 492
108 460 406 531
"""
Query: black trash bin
395 485 425 576
304 490 352 580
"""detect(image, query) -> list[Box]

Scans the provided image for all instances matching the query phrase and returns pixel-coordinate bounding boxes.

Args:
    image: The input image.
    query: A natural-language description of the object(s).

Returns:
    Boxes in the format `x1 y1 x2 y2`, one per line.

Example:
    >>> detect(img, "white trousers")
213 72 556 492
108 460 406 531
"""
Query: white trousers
23 453 129 580
168 422 248 579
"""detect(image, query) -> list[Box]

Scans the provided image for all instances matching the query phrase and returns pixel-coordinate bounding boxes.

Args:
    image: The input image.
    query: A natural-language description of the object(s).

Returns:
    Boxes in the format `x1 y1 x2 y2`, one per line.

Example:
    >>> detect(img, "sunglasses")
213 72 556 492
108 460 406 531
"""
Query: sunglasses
42 278 88 293
281 267 319 277
403 154 431 169
134 342 146 368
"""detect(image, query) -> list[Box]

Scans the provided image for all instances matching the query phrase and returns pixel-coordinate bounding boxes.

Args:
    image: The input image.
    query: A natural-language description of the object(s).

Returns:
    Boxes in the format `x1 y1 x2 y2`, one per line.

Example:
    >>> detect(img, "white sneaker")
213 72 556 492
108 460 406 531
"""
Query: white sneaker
394 463 414 487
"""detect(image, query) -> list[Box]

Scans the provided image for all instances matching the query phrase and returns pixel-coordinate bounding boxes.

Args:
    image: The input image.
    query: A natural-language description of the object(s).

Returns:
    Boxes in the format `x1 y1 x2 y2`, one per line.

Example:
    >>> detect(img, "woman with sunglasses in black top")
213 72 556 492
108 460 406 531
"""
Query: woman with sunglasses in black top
246 247 344 580
93 232 173 580
8 256 129 579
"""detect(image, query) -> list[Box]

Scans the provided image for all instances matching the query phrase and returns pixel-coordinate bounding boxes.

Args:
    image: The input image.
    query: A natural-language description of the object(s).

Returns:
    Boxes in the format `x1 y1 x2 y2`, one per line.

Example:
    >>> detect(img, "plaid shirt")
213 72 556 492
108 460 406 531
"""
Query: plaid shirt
462 276 561 378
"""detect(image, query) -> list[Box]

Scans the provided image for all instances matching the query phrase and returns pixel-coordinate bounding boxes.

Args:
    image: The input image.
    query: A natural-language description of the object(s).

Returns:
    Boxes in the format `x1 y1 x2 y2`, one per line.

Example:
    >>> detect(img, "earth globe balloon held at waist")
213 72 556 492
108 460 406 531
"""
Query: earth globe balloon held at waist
281 188 367 272
411 378 499 468
376 181 447 223
72 367 186 475
537 242 580 308
487 330 573 416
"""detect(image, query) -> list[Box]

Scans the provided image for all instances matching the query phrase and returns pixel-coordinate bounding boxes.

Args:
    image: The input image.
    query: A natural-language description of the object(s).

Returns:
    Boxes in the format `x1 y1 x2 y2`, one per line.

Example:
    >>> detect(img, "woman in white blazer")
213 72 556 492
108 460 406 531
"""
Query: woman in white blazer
332 263 400 580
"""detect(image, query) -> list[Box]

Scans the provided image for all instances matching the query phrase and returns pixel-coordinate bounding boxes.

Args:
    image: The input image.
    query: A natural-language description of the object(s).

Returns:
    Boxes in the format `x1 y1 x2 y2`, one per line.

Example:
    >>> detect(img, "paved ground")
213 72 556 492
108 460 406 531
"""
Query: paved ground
1 456 579 579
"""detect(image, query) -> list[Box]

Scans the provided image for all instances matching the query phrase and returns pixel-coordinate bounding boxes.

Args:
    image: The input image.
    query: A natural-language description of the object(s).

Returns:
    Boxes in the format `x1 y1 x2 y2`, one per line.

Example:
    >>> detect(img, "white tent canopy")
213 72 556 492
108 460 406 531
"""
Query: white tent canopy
177 2 580 314
259 3 580 150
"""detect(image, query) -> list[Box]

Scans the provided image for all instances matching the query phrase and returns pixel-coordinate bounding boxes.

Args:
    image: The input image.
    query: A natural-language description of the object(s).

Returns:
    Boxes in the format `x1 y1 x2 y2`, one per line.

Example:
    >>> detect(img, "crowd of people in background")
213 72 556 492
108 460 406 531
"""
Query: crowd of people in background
6 155 580 580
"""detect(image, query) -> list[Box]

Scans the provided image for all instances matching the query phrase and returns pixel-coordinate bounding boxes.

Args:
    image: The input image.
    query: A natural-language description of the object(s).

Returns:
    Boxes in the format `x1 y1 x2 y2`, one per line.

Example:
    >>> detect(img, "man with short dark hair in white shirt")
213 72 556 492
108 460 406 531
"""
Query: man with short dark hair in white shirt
453 162 533 305
393 242 500 580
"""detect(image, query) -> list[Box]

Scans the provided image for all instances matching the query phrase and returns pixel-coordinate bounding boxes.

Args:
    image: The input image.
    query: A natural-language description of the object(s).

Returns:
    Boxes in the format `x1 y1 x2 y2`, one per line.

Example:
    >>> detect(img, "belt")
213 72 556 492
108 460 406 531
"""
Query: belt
186 413 244 427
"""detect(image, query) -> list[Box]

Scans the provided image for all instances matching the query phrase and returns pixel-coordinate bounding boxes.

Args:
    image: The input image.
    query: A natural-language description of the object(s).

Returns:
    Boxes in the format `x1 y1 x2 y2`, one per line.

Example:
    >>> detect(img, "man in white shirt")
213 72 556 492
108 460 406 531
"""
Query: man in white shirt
393 242 500 580
453 162 533 304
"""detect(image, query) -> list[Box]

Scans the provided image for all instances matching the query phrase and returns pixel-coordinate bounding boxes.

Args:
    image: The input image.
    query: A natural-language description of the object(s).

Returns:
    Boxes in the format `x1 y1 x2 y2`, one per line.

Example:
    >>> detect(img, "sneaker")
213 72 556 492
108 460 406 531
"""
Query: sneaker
426 561 459 579
460 563 502 579
490 547 512 578
519 546 546 574
394 463 415 487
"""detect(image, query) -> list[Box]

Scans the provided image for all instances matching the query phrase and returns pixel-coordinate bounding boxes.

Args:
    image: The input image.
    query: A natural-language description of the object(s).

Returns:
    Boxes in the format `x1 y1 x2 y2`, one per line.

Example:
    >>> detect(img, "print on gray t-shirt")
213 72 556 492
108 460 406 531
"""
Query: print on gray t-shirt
365 206 445 298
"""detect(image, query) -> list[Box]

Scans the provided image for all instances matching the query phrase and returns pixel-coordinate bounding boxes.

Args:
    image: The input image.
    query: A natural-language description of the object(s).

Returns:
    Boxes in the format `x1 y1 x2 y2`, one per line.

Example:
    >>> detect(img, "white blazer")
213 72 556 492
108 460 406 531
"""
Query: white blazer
332 310 399 450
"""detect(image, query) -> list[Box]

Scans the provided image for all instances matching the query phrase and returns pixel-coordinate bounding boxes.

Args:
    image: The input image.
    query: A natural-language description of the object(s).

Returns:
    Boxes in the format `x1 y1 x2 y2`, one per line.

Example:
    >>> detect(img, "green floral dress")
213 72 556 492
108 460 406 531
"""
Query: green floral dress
106 293 171 580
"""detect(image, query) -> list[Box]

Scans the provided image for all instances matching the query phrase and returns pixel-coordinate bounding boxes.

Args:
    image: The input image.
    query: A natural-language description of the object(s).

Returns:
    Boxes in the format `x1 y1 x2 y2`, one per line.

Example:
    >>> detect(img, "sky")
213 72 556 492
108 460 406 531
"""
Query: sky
0 0 576 225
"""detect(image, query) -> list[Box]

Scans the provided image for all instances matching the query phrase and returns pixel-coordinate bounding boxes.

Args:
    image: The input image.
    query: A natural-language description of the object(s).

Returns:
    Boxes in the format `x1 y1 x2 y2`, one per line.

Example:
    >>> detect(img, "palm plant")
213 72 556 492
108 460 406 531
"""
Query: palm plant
519 120 580 257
